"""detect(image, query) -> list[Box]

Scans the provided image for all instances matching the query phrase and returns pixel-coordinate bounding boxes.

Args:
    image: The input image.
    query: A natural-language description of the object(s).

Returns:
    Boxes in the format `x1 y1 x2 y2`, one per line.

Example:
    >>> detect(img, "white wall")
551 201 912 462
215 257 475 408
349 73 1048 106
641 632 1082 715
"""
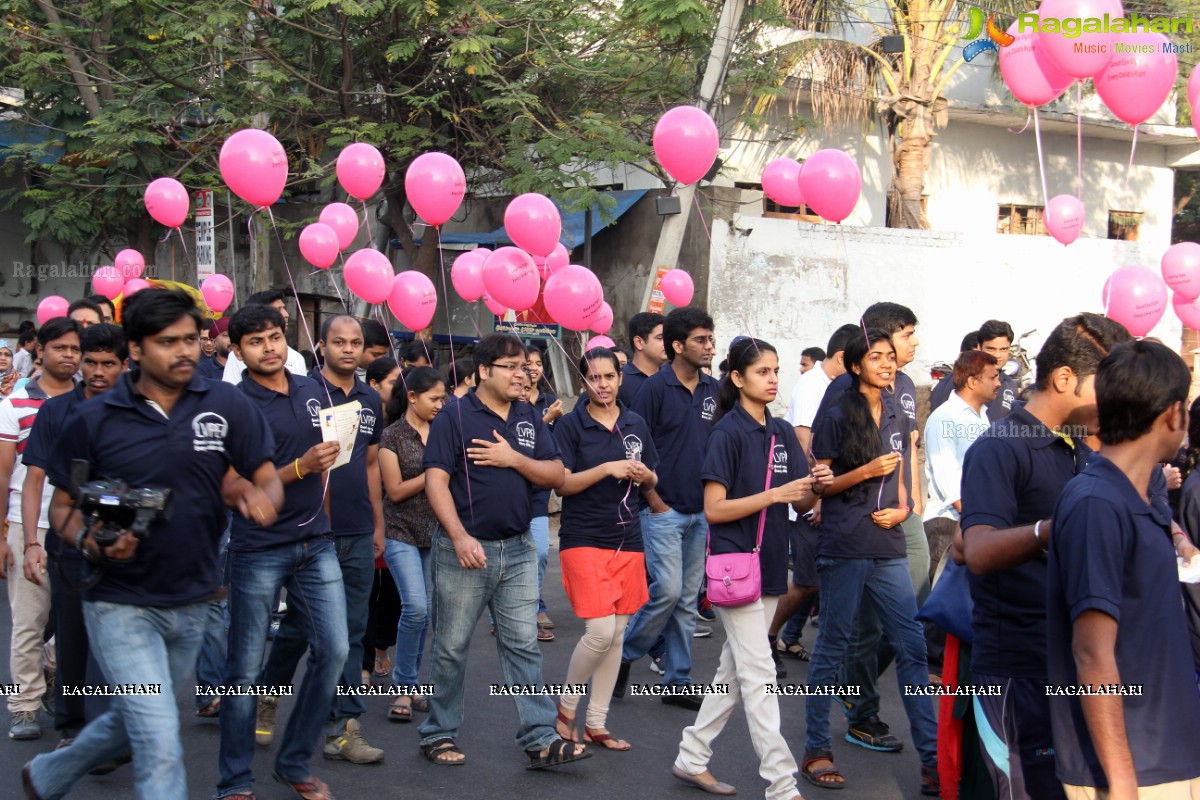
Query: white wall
705 215 1180 414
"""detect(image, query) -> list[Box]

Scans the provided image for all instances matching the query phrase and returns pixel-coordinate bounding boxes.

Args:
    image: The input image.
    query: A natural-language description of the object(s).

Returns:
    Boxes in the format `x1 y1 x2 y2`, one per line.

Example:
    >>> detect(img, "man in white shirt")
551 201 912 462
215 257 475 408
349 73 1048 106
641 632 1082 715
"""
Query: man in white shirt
923 349 1001 578
222 291 307 382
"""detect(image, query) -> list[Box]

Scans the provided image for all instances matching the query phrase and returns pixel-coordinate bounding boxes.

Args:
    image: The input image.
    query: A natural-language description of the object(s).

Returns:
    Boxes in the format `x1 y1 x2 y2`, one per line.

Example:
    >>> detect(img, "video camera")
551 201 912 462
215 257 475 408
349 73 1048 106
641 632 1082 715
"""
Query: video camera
71 461 173 550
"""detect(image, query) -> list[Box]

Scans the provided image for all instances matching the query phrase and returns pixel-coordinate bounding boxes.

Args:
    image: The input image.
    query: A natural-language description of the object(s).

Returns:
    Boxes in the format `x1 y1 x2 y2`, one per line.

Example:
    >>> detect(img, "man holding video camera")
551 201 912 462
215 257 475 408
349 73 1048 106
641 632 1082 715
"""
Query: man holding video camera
21 289 283 800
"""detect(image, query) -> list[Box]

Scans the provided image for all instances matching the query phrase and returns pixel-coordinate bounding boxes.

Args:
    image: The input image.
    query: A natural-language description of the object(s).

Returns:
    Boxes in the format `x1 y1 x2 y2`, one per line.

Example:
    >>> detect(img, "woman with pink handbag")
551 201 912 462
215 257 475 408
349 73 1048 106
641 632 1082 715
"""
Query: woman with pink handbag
672 337 832 799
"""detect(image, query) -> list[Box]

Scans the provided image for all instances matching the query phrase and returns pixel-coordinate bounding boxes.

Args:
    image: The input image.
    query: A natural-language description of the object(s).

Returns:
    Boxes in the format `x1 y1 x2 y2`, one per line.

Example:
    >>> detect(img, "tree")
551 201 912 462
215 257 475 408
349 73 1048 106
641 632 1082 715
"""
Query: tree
0 0 717 273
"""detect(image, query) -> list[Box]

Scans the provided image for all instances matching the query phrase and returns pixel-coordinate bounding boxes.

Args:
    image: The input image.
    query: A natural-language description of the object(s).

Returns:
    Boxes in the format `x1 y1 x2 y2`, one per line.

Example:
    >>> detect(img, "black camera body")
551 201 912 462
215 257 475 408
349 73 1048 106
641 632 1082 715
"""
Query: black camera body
76 480 173 549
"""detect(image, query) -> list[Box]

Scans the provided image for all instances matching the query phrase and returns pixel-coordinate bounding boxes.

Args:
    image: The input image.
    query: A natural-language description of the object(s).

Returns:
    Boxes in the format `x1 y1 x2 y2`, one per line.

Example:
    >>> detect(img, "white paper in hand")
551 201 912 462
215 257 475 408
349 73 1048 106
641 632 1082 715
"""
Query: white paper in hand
321 401 361 470
1178 556 1200 584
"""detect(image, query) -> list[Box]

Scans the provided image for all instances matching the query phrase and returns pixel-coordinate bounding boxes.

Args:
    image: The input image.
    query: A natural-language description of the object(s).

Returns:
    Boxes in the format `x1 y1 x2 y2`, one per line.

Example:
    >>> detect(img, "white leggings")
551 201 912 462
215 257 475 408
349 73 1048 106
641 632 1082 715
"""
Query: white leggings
560 613 630 730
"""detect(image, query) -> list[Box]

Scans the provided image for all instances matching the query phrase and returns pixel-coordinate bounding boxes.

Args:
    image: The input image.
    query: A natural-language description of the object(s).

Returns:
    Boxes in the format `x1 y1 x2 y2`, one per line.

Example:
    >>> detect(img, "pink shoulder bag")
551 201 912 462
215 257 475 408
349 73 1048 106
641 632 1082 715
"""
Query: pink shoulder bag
705 434 775 608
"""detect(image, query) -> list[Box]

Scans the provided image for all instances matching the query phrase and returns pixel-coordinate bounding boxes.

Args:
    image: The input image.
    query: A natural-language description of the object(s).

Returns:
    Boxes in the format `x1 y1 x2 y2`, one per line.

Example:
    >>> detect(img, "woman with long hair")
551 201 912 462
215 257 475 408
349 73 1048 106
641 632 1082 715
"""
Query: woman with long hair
553 347 658 750
802 329 938 795
673 337 831 799
378 366 447 721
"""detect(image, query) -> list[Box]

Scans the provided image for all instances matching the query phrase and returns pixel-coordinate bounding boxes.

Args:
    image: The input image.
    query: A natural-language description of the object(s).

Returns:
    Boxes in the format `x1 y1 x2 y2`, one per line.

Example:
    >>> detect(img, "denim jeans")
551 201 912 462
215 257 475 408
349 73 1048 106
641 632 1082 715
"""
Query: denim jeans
530 515 549 615
261 533 374 729
418 529 558 753
26 600 208 800
805 557 937 767
219 536 348 796
383 539 432 688
195 523 231 710
622 508 707 686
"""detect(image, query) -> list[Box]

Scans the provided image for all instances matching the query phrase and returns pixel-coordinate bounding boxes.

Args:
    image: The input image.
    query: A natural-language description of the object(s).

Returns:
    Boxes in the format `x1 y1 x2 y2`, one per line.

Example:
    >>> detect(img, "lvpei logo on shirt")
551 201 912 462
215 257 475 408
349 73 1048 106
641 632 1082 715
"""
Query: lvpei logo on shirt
516 421 536 450
889 431 904 452
359 408 376 437
623 434 644 462
192 412 229 453
899 393 916 420
772 443 789 475
701 397 716 421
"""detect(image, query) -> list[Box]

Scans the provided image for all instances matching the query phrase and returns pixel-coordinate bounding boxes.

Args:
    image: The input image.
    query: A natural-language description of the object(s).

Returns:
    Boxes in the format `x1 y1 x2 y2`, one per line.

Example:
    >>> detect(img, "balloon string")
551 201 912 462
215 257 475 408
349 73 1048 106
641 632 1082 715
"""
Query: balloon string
1033 107 1049 209
173 226 192 265
1123 125 1138 196
1007 110 1032 135
266 205 334 527
692 191 712 244
330 252 350 312
1076 81 1083 200
360 200 374 242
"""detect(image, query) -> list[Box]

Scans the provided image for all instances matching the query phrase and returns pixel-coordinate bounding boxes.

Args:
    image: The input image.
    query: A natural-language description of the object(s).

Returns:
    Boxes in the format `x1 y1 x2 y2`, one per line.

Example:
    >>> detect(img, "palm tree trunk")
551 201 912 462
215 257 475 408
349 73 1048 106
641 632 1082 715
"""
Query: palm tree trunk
887 100 932 229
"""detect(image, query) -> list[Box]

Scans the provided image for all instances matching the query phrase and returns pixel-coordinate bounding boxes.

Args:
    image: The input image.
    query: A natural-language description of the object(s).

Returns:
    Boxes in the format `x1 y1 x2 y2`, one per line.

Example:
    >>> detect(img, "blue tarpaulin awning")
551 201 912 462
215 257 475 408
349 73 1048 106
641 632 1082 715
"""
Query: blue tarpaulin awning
0 119 63 164
392 189 648 250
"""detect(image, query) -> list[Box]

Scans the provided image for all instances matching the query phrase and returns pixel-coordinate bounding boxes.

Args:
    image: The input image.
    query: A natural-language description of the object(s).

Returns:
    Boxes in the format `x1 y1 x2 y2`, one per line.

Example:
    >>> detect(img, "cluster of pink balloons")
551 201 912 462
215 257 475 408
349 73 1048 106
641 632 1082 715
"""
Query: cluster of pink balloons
653 106 720 185
1164 244 1200 329
999 1 1176 128
1103 264 1167 337
761 150 861 223
90 249 148 301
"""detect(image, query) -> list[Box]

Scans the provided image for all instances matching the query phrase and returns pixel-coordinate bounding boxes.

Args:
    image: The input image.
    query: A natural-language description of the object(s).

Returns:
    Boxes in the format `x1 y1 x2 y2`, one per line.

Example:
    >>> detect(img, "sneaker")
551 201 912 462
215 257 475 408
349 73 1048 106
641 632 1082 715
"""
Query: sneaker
846 716 904 752
693 625 713 639
255 696 278 746
9 711 40 740
697 595 716 622
649 656 664 675
324 718 384 764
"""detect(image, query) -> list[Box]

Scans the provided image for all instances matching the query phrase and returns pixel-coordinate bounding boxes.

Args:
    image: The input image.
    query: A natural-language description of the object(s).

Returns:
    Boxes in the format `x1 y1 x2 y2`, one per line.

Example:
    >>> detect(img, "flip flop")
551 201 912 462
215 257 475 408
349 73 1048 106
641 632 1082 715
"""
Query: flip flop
584 727 631 751
526 738 592 770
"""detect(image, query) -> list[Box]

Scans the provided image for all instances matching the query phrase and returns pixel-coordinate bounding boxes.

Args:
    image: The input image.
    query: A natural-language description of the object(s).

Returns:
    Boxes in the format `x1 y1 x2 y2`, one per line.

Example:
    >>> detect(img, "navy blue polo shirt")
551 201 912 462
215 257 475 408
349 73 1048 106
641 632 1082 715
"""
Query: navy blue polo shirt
196 356 226 382
310 368 383 536
46 373 274 608
527 388 559 518
22 383 88 557
618 363 653 408
424 389 561 540
814 371 905 425
229 373 331 551
892 371 917 425
553 401 658 552
630 364 719 514
959 404 1084 678
1047 455 1200 788
811 397 913 560
703 405 808 595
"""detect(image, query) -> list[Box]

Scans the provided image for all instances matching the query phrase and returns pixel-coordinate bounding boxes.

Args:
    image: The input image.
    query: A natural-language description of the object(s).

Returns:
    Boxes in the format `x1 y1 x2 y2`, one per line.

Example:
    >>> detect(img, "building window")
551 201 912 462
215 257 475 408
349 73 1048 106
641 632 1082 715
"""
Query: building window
1108 210 1141 241
736 181 822 222
997 204 1046 235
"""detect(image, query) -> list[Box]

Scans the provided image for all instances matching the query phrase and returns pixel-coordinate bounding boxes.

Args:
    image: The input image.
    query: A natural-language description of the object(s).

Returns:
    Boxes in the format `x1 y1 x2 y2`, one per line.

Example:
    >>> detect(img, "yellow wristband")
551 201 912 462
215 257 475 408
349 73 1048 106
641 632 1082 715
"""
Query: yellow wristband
295 458 304 480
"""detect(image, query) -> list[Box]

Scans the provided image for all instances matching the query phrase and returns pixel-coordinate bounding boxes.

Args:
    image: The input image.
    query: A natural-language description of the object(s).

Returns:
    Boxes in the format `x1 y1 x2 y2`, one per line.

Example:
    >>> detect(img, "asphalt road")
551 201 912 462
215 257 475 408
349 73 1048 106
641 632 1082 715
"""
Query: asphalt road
1 524 934 800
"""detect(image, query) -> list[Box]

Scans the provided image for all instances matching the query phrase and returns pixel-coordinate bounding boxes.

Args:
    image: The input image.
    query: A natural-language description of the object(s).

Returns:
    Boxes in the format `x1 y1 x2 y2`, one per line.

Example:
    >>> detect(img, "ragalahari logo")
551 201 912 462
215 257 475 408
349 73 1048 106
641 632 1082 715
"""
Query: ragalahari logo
961 8 1016 62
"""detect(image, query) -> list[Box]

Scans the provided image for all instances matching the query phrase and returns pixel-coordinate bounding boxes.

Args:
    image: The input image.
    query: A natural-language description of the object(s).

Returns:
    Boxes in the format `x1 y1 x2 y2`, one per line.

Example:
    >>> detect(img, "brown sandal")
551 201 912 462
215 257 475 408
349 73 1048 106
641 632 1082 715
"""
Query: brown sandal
802 749 845 790
555 701 577 742
584 726 631 751
272 772 333 800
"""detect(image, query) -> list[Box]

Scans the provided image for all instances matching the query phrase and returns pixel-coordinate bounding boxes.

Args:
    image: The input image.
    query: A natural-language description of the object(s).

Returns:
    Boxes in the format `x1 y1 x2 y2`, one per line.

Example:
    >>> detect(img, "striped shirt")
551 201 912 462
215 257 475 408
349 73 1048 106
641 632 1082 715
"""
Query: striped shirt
0 380 56 528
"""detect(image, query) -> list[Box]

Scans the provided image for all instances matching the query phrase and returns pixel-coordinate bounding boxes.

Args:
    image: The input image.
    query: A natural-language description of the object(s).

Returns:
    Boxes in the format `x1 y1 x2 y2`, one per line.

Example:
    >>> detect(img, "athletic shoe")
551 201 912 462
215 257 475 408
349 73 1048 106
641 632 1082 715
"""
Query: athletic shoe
846 716 904 752
649 656 664 675
324 718 384 764
255 696 278 746
9 711 40 740
697 596 716 622
693 625 713 639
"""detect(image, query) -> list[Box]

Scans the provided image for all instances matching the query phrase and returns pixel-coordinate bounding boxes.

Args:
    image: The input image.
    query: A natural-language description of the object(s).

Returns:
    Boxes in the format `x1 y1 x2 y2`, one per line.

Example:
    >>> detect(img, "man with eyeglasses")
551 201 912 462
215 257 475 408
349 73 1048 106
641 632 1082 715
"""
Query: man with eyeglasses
418 334 590 770
612 306 719 710
931 321 1021 422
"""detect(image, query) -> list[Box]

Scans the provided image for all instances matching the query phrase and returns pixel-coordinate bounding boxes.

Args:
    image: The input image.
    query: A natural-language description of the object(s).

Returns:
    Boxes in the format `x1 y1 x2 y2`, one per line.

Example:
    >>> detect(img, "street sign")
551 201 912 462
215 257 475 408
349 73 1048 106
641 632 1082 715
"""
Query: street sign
647 264 671 313
194 190 215 280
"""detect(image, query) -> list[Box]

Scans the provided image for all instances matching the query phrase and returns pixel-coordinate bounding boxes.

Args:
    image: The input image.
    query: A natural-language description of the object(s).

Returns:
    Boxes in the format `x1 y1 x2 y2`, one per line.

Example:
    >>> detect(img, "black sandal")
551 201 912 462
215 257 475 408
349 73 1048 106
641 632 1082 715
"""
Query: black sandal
802 749 845 790
421 738 466 766
526 738 593 770
777 640 810 661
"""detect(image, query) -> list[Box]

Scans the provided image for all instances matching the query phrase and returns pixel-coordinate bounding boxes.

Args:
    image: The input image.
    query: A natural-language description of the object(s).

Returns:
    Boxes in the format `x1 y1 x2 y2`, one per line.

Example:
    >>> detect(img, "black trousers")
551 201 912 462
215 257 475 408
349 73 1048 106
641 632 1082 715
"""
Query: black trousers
48 532 107 736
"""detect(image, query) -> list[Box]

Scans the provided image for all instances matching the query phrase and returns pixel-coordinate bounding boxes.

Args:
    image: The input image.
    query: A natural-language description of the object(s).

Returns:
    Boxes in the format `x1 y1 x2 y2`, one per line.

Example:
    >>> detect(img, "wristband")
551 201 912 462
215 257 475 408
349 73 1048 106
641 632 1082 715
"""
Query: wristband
1034 519 1045 549
23 541 41 553
811 483 825 496
295 458 304 480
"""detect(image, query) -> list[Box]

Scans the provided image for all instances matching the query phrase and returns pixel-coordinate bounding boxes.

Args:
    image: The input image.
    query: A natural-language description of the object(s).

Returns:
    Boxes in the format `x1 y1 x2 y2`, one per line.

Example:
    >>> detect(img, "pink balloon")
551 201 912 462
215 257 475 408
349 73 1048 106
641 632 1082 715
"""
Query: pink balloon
405 152 466 226
122 278 151 297
299 223 340 270
999 14 1074 107
798 150 862 223
336 143 385 201
504 194 562 258
1173 293 1200 330
388 271 438 331
143 177 190 228
200 274 235 313
590 301 614 335
762 158 805 207
219 128 288 208
1045 194 1085 245
543 265 604 331
482 247 540 312
36 296 69 325
1095 32 1176 125
653 106 720 185
534 243 570 280
481 291 508 317
586 335 617 351
319 203 360 251
660 268 695 308
344 249 394 304
1162 242 1200 301
115 249 145 280
92 266 125 301
1037 0 1124 79
1189 65 1200 108
450 249 489 302
1102 264 1167 337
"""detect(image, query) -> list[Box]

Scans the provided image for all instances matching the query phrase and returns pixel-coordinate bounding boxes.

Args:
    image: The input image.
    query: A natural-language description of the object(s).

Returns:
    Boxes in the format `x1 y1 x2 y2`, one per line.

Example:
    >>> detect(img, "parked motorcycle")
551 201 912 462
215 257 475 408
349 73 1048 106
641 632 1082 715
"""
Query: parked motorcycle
1005 328 1036 392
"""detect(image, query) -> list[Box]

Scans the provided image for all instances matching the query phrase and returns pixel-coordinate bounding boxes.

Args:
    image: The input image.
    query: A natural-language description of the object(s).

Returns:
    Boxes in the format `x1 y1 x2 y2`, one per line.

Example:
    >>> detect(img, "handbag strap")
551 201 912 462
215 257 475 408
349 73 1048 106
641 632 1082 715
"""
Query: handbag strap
753 434 776 553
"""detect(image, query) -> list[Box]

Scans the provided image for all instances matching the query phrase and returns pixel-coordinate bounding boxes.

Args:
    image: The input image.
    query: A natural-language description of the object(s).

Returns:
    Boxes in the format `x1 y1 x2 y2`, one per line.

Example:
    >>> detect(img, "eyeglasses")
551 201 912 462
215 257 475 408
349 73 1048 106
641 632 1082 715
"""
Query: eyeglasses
689 335 717 346
200 337 213 343
488 362 524 373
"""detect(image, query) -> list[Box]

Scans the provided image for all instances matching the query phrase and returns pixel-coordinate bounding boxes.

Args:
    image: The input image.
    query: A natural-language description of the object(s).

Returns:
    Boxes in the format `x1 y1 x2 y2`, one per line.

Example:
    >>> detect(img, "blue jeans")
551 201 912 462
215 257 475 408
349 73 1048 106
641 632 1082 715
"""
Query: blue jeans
219 536 348 796
383 539 432 688
261 533 374 729
26 600 208 800
418 529 558 753
622 508 707 686
531 515 549 615
804 557 937 767
195 523 231 710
